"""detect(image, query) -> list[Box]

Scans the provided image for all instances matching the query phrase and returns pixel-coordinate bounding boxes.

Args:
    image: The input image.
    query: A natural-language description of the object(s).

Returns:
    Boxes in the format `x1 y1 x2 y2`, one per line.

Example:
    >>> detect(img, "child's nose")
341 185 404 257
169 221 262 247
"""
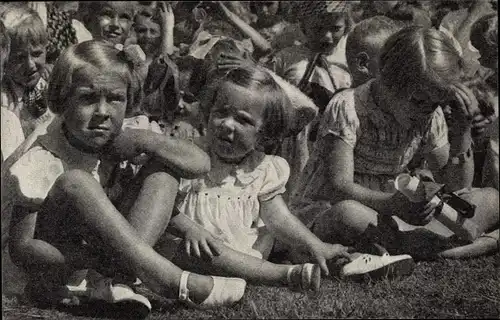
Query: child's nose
322 31 334 43
25 55 37 71
95 98 111 118
220 117 236 131
109 16 120 28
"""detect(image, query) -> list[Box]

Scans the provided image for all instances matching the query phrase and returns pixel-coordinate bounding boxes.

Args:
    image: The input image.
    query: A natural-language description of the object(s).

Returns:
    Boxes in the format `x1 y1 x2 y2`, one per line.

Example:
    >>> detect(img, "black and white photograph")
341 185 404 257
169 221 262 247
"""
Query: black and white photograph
1 1 498 319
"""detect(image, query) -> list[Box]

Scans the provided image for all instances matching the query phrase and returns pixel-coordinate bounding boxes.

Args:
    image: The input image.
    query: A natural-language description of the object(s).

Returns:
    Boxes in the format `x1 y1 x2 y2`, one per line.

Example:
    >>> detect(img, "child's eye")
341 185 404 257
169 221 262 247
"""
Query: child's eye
109 94 126 103
99 9 114 18
120 14 132 21
31 50 44 58
237 115 255 126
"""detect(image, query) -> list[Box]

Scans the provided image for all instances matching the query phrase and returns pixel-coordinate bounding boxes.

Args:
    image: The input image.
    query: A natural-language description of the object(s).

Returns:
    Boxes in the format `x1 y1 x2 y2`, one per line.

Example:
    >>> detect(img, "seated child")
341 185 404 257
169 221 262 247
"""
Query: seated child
1 5 55 137
157 64 415 288
3 40 247 312
265 0 353 202
290 26 499 261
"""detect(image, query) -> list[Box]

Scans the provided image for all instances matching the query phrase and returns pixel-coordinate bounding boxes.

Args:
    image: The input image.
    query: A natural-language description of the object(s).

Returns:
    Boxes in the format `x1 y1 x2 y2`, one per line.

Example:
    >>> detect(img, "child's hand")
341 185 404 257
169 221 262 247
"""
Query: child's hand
310 243 353 276
472 113 495 137
391 192 436 226
158 1 175 30
217 53 256 72
40 64 54 81
446 83 482 132
184 223 222 259
102 129 150 163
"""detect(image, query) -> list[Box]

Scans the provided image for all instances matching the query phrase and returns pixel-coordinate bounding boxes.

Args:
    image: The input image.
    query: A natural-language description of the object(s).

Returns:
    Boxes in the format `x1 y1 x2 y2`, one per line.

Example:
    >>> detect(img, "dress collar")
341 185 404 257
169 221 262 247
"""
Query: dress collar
37 118 102 170
206 149 265 186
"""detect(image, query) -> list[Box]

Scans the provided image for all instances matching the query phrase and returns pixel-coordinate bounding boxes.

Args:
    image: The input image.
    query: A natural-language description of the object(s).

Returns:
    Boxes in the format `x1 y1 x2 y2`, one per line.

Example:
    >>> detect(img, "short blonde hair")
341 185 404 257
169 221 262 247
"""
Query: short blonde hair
0 4 47 50
200 65 293 153
48 40 143 115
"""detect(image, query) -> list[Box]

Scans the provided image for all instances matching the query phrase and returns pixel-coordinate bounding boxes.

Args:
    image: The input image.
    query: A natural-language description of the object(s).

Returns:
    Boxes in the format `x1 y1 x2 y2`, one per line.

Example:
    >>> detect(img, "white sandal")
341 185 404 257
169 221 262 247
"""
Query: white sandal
340 253 415 280
287 263 321 292
178 271 246 309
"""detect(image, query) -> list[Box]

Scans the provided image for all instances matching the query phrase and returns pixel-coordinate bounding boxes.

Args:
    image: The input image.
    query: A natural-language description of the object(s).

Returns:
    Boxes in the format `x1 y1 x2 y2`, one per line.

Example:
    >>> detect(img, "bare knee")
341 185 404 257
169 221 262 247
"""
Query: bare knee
328 200 378 228
143 171 179 190
313 200 376 242
50 170 99 199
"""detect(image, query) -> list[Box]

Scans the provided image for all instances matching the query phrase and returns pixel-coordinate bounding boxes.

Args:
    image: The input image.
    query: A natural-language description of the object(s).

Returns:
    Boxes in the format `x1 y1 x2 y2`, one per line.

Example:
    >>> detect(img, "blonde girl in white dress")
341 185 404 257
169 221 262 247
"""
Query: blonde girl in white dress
159 64 355 291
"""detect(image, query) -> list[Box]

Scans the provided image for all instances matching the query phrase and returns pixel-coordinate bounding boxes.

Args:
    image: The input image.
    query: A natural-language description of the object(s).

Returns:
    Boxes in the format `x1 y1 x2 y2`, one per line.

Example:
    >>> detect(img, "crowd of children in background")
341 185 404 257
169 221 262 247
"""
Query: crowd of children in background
0 0 498 316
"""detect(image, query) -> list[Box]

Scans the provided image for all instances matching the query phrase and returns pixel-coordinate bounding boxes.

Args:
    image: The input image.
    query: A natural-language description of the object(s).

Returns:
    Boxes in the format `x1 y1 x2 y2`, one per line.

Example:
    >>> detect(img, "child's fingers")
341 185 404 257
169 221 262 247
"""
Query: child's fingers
192 242 201 258
318 257 329 277
185 240 191 257
208 239 222 256
451 85 470 118
200 240 214 258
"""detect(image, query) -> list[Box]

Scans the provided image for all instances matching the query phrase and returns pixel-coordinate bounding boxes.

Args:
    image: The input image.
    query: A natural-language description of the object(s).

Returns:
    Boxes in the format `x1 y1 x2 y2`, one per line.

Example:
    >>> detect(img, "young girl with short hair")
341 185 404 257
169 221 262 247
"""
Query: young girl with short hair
1 4 54 137
159 64 412 289
3 40 248 313
291 26 499 260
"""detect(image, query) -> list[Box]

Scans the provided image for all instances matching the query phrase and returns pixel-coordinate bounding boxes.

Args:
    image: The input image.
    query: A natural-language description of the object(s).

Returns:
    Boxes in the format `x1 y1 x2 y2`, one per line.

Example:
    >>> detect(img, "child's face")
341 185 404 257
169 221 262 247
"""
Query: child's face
134 15 161 55
6 42 46 89
90 2 134 45
303 14 346 54
207 84 266 162
63 68 128 152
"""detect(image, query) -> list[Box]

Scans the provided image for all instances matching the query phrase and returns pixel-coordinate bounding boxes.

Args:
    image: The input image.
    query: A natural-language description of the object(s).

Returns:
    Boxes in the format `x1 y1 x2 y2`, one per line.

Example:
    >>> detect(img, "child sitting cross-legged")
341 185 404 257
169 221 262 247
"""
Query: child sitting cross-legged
290 26 499 262
156 64 416 288
3 40 249 314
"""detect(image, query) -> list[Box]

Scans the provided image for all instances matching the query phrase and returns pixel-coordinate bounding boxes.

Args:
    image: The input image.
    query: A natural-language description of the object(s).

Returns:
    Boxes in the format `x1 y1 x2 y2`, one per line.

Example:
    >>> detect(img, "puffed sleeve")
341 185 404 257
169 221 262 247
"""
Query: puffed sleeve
258 155 290 202
317 90 359 148
3 146 64 211
421 106 449 154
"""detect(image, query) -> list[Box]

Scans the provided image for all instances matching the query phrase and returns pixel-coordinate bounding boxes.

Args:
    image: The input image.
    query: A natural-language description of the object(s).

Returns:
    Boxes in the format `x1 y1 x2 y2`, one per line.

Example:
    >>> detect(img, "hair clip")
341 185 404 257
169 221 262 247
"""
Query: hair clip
116 44 146 68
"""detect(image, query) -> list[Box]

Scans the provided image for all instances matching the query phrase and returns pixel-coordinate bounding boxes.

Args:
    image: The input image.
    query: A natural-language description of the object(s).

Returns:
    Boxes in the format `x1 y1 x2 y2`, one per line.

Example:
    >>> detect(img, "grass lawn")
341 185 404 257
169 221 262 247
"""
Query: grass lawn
2 253 499 319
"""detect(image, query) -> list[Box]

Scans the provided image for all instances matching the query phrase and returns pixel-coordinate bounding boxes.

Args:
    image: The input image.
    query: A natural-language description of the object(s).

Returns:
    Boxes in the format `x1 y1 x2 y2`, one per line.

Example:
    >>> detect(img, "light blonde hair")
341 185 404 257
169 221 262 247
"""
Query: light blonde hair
48 40 142 115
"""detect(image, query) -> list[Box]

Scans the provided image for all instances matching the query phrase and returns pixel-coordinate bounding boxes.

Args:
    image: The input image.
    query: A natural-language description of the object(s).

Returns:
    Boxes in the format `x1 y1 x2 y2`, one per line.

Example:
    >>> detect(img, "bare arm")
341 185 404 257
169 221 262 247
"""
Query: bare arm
217 2 272 54
108 129 211 179
260 195 323 250
430 84 478 192
260 194 351 275
158 1 175 56
428 135 474 192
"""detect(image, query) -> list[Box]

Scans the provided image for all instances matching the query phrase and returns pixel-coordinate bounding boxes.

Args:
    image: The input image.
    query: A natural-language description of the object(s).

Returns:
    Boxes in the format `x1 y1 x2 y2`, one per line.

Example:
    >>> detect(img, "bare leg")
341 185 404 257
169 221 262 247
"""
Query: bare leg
156 233 292 287
310 200 451 259
458 187 499 236
117 160 179 246
19 170 216 303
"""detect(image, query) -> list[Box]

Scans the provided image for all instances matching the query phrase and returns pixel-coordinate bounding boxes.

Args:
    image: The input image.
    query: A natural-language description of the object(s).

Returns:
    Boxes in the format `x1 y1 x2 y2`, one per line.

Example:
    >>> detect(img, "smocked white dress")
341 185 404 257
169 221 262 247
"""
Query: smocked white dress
176 150 290 258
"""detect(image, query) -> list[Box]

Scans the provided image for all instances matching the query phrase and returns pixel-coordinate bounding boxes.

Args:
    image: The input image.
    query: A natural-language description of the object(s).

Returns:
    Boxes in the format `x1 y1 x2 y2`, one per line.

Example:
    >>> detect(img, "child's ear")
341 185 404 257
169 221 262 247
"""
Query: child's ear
355 52 371 76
